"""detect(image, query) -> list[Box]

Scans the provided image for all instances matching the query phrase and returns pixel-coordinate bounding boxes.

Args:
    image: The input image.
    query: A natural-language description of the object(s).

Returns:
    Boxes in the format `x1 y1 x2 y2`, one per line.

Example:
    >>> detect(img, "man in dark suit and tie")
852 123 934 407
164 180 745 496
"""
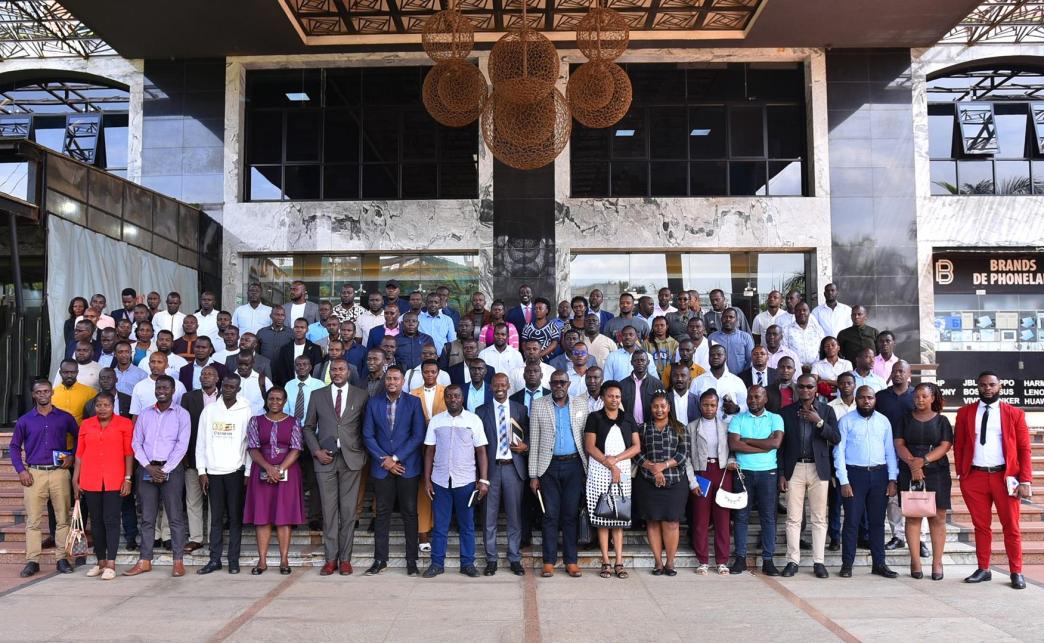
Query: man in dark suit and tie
618 350 662 426
740 345 777 390
476 373 529 576
504 284 535 338
275 318 324 387
361 365 426 577
177 336 226 392
666 366 700 425
302 358 369 576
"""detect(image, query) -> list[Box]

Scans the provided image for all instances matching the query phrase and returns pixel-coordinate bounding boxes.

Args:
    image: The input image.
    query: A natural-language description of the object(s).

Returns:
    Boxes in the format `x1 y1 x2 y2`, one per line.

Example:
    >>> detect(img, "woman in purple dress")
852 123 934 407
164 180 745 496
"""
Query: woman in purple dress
244 386 305 575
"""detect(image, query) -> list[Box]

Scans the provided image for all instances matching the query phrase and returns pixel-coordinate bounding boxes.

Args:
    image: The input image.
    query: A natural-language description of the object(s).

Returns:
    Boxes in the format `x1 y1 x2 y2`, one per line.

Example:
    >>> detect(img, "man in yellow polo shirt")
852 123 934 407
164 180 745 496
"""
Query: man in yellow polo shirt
52 359 96 425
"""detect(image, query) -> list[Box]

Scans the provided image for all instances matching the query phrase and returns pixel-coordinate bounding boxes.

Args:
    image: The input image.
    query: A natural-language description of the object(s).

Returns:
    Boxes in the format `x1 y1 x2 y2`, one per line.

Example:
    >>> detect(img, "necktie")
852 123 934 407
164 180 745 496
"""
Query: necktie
756 371 764 386
335 388 343 417
387 399 396 434
526 390 534 412
524 305 531 325
295 381 305 423
498 404 509 455
633 379 644 424
980 404 989 446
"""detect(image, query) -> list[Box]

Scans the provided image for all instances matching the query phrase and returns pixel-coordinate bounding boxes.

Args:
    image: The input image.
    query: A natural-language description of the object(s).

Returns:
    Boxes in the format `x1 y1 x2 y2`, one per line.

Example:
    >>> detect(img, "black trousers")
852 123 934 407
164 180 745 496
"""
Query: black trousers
299 454 323 524
207 470 245 564
83 490 121 561
373 474 419 563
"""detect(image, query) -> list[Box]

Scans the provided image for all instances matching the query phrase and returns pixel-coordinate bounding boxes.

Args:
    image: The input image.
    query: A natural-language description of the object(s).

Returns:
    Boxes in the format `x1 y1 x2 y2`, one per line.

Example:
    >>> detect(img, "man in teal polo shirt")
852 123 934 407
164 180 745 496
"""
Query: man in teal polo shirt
727 385 784 576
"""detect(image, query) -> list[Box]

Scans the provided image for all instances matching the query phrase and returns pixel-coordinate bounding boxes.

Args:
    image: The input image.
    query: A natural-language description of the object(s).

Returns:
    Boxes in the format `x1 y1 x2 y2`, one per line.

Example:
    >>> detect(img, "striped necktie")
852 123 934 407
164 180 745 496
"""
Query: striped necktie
295 381 305 423
498 403 509 455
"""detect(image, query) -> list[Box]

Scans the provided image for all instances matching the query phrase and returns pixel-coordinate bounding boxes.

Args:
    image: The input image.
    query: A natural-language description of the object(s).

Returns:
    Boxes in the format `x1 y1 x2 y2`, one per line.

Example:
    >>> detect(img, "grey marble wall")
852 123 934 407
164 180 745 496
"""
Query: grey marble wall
826 50 920 361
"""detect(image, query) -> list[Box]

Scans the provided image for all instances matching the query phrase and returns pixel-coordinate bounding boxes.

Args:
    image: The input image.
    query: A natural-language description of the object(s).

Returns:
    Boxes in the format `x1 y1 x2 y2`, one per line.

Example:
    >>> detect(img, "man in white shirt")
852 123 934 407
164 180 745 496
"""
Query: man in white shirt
213 325 241 365
764 324 800 369
232 283 272 336
811 283 852 339
194 373 253 574
478 324 525 375
193 291 223 347
752 290 791 344
151 292 188 341
232 352 267 416
784 301 826 367
55 342 102 389
690 345 747 420
153 330 188 377
403 346 451 391
653 287 677 318
130 352 187 416
581 313 617 368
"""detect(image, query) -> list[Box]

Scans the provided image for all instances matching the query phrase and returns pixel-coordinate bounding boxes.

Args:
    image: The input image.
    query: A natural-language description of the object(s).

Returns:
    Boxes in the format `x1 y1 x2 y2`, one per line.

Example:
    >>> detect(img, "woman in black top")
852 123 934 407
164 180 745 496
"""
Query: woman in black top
584 380 641 579
894 382 953 581
65 296 88 345
634 390 689 576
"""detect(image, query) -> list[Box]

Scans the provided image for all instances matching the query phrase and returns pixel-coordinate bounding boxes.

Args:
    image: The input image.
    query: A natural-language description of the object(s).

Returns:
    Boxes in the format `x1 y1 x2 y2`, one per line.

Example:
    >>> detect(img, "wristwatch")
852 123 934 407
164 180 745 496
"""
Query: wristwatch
391 455 400 463
815 419 825 429
124 475 132 481
478 478 490 486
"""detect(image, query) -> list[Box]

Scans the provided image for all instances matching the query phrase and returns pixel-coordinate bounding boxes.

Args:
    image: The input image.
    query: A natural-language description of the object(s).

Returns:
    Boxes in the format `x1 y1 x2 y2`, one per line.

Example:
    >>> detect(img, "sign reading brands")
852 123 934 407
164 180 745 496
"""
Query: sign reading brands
933 250 1044 293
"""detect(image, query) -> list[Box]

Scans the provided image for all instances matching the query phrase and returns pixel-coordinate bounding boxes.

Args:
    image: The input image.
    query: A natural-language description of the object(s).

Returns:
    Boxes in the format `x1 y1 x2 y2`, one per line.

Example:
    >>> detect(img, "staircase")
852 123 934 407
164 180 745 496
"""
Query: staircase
1 431 1042 570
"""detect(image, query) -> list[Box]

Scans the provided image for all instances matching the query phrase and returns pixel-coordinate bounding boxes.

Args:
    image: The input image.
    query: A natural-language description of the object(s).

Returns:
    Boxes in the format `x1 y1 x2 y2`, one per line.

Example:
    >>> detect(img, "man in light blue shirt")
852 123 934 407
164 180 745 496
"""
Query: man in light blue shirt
834 385 898 579
465 359 491 413
284 355 325 423
850 347 887 393
708 308 754 375
306 301 335 343
232 283 273 336
113 341 147 396
602 325 642 382
419 293 457 357
727 386 784 576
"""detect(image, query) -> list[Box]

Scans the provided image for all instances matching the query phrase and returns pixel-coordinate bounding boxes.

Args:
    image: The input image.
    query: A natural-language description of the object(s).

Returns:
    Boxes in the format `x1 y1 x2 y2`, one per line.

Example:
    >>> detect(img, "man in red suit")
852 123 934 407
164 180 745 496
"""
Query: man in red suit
953 371 1034 590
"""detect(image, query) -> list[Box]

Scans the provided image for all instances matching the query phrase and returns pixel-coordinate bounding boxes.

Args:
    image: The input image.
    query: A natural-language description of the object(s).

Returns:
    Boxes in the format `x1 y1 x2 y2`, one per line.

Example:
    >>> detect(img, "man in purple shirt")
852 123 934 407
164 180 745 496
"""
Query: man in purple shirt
10 378 79 577
124 375 191 578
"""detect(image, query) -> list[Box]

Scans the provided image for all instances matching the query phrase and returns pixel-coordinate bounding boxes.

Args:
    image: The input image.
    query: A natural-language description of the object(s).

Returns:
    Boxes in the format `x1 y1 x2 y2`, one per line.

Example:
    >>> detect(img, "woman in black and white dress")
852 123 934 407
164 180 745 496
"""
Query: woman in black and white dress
584 380 641 579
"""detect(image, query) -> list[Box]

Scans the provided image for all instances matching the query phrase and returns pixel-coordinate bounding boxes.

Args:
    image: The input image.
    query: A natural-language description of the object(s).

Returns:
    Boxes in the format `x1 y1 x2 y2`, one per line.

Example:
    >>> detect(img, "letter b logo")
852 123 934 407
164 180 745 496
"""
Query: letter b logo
935 259 954 286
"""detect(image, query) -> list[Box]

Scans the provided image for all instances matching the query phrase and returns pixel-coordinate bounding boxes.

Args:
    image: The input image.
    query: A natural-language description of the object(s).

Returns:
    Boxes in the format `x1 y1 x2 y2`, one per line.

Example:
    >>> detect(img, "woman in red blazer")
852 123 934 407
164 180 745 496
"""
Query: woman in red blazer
952 372 1033 589
73 392 134 580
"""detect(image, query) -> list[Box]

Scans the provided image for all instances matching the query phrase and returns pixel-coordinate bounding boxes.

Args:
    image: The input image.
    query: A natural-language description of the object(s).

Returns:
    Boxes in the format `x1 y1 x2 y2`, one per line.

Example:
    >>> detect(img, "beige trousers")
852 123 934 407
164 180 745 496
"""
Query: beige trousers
785 463 829 565
24 468 72 563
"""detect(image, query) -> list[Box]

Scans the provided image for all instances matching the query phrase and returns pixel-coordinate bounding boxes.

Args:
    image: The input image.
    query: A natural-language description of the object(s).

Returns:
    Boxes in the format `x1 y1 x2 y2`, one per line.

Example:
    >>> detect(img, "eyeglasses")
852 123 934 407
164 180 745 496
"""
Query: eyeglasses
549 380 570 386
796 384 816 389
571 351 588 357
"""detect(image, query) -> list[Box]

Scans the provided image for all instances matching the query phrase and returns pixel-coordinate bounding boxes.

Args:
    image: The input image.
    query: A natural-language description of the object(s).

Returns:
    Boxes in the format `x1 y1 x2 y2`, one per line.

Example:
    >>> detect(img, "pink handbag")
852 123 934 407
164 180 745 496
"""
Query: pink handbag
900 485 936 518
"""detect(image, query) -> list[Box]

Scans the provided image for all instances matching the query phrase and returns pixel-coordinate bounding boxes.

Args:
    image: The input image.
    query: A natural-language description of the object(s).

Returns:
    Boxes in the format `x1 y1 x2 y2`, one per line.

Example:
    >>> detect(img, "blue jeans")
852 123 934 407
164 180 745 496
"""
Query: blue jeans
431 481 476 568
841 466 888 567
733 469 778 561
539 457 585 565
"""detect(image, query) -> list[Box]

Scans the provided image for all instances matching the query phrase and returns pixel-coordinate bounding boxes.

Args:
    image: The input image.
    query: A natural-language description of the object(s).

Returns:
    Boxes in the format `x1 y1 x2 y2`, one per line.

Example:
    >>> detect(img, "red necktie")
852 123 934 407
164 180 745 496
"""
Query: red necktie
524 305 531 324
335 388 343 417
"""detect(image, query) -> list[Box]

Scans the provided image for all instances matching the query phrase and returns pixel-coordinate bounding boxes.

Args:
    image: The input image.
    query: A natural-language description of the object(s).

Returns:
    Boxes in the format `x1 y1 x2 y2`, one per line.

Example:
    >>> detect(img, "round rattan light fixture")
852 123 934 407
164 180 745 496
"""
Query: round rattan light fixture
568 59 631 128
482 88 571 170
576 7 629 62
488 28 559 104
422 9 475 62
423 60 488 127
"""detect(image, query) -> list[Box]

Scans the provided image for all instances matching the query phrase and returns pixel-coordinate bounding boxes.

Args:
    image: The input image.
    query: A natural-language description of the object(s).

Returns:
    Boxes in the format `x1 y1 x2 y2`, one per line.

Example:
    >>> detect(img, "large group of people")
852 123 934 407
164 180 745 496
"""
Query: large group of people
9 280 1033 589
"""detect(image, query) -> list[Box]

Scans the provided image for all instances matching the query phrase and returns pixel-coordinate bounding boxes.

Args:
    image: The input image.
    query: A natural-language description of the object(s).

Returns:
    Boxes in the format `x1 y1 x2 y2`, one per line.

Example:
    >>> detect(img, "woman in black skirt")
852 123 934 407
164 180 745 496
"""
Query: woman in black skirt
894 382 953 581
634 390 690 576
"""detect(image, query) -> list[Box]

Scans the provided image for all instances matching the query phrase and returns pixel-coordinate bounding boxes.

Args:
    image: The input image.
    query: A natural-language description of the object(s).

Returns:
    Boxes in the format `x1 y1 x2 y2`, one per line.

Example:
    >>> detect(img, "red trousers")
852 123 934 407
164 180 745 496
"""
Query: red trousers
690 460 732 565
960 469 1022 573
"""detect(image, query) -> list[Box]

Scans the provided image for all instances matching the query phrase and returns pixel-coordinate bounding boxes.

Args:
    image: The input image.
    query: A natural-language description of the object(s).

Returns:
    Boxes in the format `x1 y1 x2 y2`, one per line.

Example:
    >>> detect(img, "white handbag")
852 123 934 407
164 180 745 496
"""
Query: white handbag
715 467 748 510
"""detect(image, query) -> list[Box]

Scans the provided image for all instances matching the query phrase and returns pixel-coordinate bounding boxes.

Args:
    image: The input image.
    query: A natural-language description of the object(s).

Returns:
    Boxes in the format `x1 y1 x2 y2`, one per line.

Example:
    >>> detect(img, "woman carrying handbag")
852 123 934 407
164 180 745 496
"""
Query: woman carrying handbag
894 382 953 580
584 380 641 579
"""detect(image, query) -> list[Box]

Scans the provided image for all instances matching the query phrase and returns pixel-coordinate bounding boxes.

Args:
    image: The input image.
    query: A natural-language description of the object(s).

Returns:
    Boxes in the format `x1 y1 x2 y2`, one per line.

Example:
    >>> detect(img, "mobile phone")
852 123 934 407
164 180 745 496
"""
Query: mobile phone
260 469 288 482
467 489 479 507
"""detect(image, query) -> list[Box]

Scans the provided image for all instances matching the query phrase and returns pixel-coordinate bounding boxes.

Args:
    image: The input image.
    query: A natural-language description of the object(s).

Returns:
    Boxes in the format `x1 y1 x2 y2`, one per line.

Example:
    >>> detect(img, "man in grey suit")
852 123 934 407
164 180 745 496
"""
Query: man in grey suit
302 358 369 576
476 373 529 576
528 369 590 578
282 280 319 326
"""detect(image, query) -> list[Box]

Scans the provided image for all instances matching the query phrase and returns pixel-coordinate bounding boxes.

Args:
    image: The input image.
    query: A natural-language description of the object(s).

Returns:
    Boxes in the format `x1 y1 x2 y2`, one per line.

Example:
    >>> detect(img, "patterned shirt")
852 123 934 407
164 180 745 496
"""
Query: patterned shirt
521 320 561 353
634 421 689 486
783 317 826 366
246 415 303 461
332 302 366 323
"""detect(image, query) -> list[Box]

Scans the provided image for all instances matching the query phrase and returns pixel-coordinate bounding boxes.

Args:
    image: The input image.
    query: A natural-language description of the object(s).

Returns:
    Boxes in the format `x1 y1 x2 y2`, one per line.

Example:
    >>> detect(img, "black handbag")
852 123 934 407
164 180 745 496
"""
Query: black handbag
594 482 632 521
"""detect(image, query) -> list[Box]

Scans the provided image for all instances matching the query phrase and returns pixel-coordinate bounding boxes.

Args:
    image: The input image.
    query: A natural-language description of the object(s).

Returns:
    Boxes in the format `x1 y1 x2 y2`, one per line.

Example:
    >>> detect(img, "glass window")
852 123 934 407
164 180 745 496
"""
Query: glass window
610 161 647 197
285 111 321 162
994 160 1031 194
729 106 764 157
729 161 767 196
767 161 803 196
930 160 958 195
690 161 727 196
688 107 726 159
249 166 282 201
682 253 732 304
957 161 994 194
928 105 957 158
649 107 687 159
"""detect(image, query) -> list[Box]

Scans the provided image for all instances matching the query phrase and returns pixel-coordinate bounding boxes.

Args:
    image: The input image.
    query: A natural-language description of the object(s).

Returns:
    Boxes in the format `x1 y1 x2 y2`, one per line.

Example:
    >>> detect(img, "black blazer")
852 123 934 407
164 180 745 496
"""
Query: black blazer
776 400 841 482
448 361 494 388
764 385 784 414
619 374 663 425
476 399 529 482
224 352 273 380
83 391 132 420
274 340 324 387
509 387 551 412
178 361 227 393
667 391 701 424
178 388 211 471
740 367 777 389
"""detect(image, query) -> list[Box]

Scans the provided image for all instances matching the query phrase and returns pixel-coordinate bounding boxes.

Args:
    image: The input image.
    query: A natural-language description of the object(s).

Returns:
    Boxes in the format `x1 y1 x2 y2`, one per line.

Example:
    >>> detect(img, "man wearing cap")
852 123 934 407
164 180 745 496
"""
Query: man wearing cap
384 280 411 313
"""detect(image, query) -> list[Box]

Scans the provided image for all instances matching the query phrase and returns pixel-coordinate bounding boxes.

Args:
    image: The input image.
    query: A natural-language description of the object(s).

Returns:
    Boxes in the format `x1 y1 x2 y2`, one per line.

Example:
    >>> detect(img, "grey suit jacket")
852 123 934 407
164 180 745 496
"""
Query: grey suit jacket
302 383 369 472
527 395 590 479
283 301 320 325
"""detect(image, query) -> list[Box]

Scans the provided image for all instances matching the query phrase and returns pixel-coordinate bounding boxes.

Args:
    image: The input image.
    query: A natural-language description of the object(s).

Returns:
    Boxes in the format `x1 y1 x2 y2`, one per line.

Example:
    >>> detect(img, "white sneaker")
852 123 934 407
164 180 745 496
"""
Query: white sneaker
86 565 103 577
717 564 730 576
696 564 709 575
419 542 431 553
101 567 116 580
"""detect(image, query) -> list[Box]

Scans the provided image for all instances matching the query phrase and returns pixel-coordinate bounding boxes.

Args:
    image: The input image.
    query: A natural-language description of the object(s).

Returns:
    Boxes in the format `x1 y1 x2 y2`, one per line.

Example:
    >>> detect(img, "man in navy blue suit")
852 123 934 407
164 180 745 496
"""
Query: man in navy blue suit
667 366 701 424
361 365 427 577
505 284 535 337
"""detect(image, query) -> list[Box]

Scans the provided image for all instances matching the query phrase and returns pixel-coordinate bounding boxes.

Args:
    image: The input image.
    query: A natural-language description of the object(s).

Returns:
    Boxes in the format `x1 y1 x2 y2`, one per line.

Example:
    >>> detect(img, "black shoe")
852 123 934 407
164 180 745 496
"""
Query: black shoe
153 539 163 548
367 519 375 533
857 539 871 550
56 559 73 574
931 570 944 581
364 561 387 576
19 562 39 578
1011 573 1026 590
308 520 322 531
871 564 898 578
196 561 222 575
510 561 525 576
484 563 497 576
459 565 480 577
827 538 840 551
664 567 677 577
422 564 444 578
407 562 420 577
228 563 240 574
839 565 852 578
761 561 780 577
884 537 904 551
799 540 812 551
74 556 86 568
814 563 829 579
964 568 992 583
910 570 923 579
280 566 291 575
781 562 798 577
126 541 139 551
919 542 930 558
162 540 172 550
729 558 747 575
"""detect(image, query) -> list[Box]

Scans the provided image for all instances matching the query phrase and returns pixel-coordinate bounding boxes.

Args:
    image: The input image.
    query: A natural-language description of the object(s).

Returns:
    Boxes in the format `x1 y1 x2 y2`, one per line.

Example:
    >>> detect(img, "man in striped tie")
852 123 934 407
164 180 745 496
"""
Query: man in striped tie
285 355 325 530
476 373 530 576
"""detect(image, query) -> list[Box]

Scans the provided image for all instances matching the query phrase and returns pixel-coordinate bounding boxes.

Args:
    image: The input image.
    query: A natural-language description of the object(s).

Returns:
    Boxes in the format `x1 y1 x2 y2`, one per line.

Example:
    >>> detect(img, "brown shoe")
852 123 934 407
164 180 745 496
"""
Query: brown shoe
184 541 202 554
541 564 554 578
122 560 152 576
566 564 582 578
339 561 353 576
172 561 185 577
320 560 338 576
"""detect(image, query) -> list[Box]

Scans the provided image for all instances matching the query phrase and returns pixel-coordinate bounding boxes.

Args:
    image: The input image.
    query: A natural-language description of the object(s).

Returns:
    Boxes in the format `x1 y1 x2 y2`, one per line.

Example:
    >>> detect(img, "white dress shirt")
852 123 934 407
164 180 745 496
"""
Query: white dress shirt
232 302 273 336
672 391 689 425
421 386 438 418
690 370 748 419
403 366 450 392
812 302 852 339
508 362 554 395
478 345 525 375
194 309 222 346
151 310 187 341
973 400 1006 467
752 308 791 337
129 376 186 415
783 317 826 366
